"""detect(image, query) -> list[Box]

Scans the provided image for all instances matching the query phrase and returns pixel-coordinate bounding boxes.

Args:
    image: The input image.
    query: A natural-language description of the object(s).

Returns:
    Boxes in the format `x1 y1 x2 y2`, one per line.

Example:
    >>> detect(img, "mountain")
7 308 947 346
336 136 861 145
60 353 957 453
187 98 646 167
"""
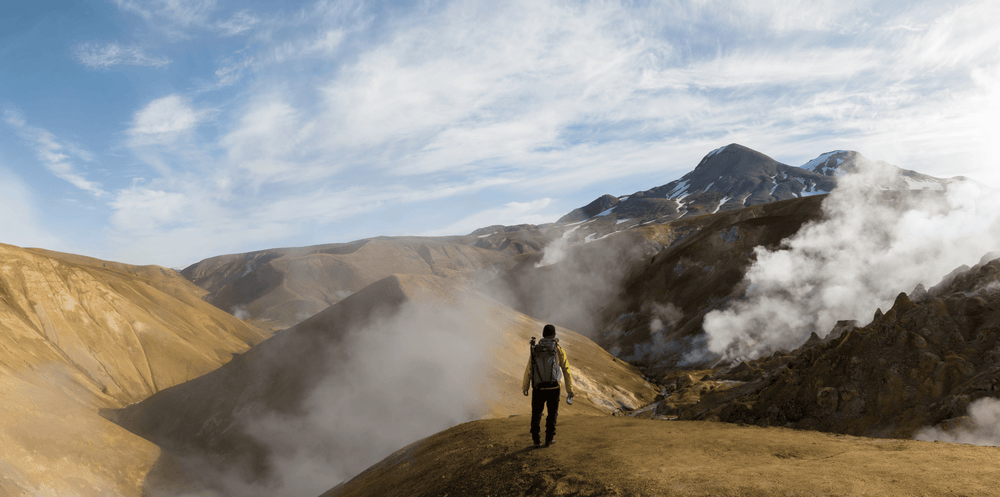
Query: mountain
558 144 960 230
801 149 959 189
0 243 267 496
114 274 657 494
181 237 530 331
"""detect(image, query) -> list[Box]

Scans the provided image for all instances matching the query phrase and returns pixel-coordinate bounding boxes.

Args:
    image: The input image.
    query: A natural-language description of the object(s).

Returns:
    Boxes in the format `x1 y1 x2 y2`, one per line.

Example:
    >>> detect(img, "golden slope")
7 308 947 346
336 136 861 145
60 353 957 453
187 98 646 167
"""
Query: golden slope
327 415 1000 497
0 243 267 406
0 243 268 496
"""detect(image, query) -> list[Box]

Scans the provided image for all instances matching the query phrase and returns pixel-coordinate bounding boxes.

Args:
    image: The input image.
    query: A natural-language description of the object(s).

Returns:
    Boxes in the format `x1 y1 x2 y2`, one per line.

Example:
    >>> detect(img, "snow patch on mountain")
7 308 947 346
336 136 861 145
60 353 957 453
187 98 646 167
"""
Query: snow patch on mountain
800 151 846 170
668 180 691 198
707 145 727 159
596 206 616 217
713 197 732 214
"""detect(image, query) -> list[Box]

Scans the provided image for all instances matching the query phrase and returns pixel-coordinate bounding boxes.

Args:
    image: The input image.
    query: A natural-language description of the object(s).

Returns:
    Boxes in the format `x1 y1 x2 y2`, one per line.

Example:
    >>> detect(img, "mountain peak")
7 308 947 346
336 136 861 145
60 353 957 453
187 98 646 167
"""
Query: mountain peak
690 143 785 179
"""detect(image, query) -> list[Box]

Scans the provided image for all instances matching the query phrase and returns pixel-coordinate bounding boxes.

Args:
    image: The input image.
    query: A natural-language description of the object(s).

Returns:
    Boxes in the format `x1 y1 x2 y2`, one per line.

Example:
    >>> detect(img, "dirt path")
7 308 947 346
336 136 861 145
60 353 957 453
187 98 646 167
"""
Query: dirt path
328 414 1000 496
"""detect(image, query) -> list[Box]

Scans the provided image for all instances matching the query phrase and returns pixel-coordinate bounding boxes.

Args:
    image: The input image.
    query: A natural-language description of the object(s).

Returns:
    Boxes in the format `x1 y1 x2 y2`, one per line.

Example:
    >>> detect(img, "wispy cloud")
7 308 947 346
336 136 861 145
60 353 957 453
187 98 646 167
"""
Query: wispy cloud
72 42 170 69
4 110 105 197
115 0 217 27
216 10 259 35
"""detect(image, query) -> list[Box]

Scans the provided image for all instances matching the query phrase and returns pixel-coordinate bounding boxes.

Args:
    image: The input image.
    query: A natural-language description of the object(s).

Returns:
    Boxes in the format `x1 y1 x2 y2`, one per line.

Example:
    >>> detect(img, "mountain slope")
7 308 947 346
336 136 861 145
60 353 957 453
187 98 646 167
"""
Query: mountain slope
325 415 1000 497
0 243 267 405
181 237 522 331
0 243 266 496
114 274 657 494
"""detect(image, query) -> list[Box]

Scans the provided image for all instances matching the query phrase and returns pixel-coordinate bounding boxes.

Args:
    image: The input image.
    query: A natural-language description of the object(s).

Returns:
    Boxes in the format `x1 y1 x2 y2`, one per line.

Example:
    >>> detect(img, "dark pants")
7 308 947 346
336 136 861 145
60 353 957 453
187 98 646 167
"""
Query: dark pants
531 387 560 442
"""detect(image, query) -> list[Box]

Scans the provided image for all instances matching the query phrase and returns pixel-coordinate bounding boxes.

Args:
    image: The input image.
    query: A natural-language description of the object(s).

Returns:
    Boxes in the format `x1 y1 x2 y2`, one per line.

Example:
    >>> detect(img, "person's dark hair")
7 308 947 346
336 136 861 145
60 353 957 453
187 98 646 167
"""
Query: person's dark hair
543 324 556 337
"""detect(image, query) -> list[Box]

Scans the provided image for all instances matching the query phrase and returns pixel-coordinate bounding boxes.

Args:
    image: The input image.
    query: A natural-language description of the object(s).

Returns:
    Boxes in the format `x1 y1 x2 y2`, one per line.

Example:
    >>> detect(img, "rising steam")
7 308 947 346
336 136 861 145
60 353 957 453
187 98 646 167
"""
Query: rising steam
914 397 1000 447
703 161 1000 363
188 298 490 497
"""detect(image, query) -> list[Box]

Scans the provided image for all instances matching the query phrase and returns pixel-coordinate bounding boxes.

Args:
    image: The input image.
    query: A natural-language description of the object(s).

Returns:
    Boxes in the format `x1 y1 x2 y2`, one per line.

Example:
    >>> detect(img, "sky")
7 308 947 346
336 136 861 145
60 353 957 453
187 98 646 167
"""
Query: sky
2 0 1000 268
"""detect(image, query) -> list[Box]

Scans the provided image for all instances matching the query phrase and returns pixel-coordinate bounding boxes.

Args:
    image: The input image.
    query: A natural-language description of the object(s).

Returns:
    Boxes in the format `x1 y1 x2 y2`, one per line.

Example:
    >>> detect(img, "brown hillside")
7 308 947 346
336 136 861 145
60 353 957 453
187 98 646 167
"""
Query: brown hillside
326 415 1000 497
114 274 657 494
181 237 523 331
0 243 267 405
600 195 827 369
0 243 267 496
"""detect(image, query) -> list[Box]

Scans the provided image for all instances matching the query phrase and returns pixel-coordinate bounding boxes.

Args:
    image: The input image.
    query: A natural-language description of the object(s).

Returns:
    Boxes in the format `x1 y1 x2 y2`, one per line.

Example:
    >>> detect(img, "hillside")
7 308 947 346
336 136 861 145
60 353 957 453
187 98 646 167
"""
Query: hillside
326 415 1000 496
0 243 267 496
114 274 657 496
181 237 536 331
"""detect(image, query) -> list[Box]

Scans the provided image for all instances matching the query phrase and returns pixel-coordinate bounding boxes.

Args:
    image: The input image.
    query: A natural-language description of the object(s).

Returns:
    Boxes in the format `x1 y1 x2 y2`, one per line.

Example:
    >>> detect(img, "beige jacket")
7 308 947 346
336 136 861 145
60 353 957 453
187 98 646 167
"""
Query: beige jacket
522 343 574 396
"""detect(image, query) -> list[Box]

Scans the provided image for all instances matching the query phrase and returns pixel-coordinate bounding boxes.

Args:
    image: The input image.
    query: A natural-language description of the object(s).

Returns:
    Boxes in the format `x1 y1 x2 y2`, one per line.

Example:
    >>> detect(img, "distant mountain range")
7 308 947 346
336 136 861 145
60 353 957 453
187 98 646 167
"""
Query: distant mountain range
557 144 961 226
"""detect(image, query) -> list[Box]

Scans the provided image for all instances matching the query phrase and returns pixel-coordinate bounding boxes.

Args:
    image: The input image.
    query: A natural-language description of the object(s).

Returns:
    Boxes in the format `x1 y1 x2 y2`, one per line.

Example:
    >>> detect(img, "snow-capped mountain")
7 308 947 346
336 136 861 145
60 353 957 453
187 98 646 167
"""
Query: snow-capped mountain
559 144 961 225
801 150 957 190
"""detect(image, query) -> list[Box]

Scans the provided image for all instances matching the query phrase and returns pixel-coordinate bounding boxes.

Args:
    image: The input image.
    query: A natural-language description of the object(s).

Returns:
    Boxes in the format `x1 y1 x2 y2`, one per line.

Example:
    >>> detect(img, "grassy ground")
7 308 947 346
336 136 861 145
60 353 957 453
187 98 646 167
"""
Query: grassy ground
328 413 1000 496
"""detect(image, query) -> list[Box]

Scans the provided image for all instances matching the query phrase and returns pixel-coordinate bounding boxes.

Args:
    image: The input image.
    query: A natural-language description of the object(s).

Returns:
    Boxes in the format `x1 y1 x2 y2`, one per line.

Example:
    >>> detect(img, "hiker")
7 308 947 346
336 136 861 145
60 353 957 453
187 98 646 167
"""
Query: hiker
522 324 574 448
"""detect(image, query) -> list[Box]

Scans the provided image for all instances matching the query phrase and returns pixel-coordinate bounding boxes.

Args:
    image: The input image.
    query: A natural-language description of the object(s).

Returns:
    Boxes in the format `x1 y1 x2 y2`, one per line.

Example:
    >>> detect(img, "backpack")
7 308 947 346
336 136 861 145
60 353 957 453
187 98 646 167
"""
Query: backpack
531 337 562 389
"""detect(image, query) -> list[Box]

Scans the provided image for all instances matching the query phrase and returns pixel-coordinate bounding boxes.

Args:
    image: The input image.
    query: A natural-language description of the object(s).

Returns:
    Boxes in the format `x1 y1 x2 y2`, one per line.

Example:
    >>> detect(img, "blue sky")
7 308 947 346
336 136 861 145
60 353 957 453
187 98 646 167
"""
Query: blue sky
2 0 999 268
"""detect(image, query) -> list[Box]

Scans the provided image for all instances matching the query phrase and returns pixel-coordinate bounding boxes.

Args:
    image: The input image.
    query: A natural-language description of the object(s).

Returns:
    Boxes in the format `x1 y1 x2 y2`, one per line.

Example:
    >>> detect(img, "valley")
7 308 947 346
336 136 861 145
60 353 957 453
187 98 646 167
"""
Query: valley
1 144 998 496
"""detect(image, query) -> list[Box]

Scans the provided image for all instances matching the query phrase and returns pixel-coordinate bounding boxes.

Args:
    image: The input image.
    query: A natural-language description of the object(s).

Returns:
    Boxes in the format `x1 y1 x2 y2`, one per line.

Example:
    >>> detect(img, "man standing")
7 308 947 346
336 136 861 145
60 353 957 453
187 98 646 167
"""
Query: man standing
522 324 574 448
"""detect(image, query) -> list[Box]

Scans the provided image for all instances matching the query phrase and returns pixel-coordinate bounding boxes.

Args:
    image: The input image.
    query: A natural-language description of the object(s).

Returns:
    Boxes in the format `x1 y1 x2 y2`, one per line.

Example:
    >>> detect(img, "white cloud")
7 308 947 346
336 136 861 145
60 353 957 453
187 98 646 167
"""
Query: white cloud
72 42 170 69
3 110 105 197
129 95 209 141
109 187 190 233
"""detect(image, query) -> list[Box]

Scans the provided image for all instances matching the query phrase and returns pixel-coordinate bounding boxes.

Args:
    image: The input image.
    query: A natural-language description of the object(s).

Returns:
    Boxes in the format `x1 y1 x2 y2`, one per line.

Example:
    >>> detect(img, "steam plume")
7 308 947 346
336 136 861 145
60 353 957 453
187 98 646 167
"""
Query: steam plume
188 298 489 496
914 397 1000 447
703 161 1000 363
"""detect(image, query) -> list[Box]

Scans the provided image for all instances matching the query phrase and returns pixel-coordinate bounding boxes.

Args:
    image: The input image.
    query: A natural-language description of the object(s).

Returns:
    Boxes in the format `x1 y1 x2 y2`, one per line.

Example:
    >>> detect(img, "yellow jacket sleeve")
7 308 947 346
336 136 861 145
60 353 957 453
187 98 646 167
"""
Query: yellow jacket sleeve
558 345 574 396
522 355 532 393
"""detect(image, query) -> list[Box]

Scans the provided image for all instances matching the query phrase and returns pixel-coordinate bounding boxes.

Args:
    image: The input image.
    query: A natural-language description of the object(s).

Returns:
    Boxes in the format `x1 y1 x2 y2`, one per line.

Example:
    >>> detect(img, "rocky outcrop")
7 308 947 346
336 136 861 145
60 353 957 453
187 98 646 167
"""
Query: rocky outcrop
683 257 1000 439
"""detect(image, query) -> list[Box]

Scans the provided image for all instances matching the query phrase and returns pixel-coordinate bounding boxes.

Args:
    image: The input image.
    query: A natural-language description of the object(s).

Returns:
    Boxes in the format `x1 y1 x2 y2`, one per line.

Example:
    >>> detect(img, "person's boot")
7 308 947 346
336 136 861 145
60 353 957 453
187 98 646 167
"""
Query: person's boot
532 435 541 448
544 436 555 447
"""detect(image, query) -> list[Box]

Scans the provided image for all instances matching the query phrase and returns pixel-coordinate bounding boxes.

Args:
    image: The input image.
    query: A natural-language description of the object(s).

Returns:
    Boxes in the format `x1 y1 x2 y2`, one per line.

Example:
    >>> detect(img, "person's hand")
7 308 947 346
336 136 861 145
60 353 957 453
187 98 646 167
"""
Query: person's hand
523 389 529 397
566 394 574 405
